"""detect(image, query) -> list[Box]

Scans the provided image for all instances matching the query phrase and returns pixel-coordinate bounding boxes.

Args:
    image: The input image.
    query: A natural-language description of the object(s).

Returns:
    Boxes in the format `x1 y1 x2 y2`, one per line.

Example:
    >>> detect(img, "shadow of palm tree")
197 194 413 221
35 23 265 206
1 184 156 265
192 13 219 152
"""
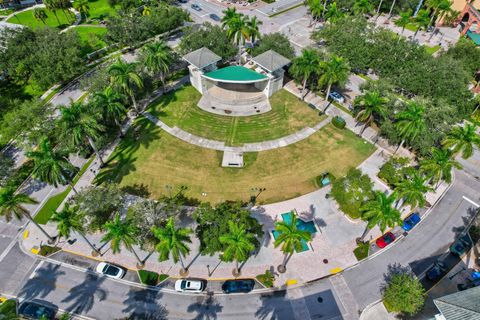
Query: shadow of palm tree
186 292 223 320
19 263 66 301
95 117 161 185
254 290 292 320
122 287 167 320
61 273 107 314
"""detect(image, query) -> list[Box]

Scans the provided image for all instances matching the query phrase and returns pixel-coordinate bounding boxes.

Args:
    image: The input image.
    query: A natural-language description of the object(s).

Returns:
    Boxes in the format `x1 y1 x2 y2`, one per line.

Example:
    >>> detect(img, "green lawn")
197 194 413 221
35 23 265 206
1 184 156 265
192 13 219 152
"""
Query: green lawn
69 25 108 55
96 117 375 204
86 0 119 22
148 86 325 146
7 8 74 29
404 23 418 32
35 157 94 224
425 45 441 55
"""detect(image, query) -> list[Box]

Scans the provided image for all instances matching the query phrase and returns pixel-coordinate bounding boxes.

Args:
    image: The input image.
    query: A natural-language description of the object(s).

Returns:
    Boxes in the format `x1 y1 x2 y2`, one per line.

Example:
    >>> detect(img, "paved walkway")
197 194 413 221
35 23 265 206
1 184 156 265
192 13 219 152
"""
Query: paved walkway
283 81 412 158
144 112 331 152
370 15 461 50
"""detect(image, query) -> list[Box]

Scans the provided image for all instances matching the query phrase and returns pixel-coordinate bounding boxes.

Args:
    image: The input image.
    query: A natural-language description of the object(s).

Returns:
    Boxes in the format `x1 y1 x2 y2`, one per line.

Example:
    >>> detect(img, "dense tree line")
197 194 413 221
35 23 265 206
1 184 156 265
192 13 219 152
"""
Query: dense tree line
105 4 189 47
0 27 85 90
313 17 476 114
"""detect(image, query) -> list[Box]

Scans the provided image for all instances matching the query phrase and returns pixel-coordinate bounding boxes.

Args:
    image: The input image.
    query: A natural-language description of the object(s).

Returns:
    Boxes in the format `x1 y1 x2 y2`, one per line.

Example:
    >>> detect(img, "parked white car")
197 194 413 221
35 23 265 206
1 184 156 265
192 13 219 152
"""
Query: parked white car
96 262 125 279
175 279 205 293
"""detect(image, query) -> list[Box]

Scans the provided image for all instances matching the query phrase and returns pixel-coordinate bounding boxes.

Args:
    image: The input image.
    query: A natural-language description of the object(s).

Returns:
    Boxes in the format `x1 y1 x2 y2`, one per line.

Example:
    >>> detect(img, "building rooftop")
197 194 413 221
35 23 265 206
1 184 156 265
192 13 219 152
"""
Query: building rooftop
182 47 221 69
251 50 291 73
433 286 480 320
203 66 268 83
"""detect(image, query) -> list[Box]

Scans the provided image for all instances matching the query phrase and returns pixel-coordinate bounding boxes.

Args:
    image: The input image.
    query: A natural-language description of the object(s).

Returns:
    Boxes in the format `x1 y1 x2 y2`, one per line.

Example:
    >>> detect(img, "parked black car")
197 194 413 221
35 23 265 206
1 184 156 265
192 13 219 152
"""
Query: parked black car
222 279 255 293
18 301 56 320
426 261 447 281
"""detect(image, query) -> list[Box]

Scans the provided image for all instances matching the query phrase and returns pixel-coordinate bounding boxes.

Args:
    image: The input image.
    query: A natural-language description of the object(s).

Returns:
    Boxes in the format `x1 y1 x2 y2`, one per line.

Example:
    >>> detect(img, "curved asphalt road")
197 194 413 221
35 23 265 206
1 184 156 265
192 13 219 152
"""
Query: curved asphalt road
1 156 479 319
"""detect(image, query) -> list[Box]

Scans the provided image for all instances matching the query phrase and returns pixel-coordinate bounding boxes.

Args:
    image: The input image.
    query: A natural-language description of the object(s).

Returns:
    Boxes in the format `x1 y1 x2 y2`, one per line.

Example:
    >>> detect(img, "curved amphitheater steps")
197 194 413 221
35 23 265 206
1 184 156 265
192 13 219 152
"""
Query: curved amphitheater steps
143 112 331 152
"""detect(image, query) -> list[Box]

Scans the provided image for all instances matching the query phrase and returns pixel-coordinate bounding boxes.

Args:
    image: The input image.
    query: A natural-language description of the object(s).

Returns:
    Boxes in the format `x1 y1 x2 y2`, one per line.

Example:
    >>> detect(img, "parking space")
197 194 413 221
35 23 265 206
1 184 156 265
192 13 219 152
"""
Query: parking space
49 250 141 284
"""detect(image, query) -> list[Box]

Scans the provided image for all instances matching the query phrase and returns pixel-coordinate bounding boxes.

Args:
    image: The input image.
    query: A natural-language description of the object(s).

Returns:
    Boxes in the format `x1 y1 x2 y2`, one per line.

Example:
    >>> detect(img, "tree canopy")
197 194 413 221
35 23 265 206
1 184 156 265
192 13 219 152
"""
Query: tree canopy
105 5 189 46
179 22 237 60
251 32 295 60
383 272 426 315
193 202 263 256
0 27 85 90
331 168 375 219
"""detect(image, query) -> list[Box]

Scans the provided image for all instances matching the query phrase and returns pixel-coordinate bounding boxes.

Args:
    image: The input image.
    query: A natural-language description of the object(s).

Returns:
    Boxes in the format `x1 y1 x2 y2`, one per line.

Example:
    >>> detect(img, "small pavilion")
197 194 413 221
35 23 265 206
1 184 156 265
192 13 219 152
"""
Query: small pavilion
183 47 290 116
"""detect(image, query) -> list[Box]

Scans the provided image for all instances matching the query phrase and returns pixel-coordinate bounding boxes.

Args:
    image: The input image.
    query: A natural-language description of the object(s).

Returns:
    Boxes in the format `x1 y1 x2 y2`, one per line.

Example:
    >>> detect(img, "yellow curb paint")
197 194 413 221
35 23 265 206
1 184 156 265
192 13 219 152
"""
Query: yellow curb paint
31 248 39 255
62 249 103 262
23 230 29 239
330 267 342 274
0 297 6 303
286 279 298 286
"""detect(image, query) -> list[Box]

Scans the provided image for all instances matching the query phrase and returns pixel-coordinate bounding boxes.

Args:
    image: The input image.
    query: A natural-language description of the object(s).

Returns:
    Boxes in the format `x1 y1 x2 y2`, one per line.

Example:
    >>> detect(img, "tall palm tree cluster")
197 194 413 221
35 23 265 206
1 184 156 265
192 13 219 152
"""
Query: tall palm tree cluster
350 88 480 242
0 41 176 253
290 48 350 109
394 0 454 40
221 8 262 64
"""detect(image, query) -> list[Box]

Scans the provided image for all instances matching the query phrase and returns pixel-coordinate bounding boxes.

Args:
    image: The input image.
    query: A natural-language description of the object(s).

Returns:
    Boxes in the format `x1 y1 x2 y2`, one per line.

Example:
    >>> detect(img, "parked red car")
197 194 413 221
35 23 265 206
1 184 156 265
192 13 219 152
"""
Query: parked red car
376 232 396 248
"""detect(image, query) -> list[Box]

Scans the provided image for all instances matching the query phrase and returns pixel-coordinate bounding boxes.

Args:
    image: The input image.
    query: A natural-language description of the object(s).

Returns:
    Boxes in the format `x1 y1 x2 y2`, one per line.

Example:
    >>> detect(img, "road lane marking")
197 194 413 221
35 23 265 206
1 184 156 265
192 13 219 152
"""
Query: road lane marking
29 260 44 279
463 196 480 207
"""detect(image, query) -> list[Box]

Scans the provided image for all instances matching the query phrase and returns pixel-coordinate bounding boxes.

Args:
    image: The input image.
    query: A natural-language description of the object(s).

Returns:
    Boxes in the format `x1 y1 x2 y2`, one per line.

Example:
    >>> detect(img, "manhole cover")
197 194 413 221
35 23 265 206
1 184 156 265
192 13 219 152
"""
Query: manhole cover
317 297 323 303
323 259 328 264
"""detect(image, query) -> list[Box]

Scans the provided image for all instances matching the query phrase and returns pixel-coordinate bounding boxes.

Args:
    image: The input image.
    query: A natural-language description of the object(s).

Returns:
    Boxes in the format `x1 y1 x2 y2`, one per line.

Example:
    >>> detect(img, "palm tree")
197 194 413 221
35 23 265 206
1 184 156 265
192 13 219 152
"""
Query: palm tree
93 86 126 130
73 0 90 19
420 147 462 187
26 137 79 194
353 0 374 16
51 202 101 256
43 0 61 25
247 16 262 45
359 191 402 242
58 101 106 166
219 221 256 277
442 123 480 159
224 13 250 65
355 90 388 134
151 217 192 276
427 0 452 40
101 213 144 268
33 8 48 25
387 0 397 18
141 41 173 92
412 9 431 40
324 2 344 23
290 49 321 100
221 7 238 29
394 100 426 152
395 10 412 34
108 59 144 114
274 213 312 273
307 0 324 27
0 188 54 243
394 171 432 209
319 54 350 111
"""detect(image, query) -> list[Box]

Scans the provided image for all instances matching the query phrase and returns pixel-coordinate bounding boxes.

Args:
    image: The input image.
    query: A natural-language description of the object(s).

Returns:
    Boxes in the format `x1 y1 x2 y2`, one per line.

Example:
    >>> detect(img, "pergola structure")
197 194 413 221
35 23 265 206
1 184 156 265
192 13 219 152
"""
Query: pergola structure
183 47 290 117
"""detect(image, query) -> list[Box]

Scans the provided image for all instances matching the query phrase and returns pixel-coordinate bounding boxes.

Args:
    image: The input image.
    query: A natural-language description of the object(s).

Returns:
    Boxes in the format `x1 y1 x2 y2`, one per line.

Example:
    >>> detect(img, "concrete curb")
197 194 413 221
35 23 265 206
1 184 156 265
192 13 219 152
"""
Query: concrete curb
344 173 455 271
